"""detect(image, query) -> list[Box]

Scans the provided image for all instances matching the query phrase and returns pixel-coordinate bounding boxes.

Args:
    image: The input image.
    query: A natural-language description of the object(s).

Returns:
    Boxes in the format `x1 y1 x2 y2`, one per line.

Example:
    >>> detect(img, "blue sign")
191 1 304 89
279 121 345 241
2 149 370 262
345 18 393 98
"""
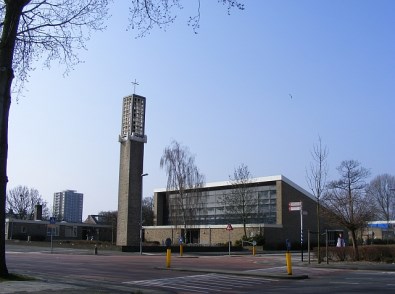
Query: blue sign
49 217 56 225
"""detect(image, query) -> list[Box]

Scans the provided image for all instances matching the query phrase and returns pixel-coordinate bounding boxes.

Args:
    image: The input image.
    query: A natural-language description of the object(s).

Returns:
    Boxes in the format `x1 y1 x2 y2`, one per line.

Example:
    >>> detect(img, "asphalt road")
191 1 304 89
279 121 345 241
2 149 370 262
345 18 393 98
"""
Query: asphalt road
3 243 395 293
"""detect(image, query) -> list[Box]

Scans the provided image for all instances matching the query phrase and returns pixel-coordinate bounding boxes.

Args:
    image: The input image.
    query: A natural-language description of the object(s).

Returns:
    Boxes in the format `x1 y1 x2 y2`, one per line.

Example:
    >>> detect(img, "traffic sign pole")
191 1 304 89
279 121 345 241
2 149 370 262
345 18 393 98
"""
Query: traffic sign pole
228 230 231 256
226 224 233 256
288 202 304 261
300 203 303 262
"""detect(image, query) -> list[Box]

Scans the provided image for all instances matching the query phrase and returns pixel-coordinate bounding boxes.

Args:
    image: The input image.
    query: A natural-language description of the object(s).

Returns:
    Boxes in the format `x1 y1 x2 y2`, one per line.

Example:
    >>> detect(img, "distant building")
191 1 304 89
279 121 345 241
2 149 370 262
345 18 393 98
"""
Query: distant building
5 216 113 242
359 220 395 244
53 190 83 223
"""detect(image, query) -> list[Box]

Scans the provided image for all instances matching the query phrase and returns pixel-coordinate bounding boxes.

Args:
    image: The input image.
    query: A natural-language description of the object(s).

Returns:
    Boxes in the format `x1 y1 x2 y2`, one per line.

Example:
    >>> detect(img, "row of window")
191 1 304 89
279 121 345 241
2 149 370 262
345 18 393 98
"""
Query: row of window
19 225 78 238
166 186 277 225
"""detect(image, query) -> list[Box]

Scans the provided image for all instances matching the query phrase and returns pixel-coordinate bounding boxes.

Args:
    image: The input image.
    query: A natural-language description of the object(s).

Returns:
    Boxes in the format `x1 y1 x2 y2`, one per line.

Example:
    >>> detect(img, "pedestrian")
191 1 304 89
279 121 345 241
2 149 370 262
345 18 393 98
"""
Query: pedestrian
336 233 345 247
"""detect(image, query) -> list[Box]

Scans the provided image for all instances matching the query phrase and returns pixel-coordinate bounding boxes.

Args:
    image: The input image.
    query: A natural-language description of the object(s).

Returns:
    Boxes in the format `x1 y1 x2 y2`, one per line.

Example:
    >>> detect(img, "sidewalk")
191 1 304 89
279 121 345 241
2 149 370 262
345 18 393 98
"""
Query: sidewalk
0 280 84 294
296 259 395 272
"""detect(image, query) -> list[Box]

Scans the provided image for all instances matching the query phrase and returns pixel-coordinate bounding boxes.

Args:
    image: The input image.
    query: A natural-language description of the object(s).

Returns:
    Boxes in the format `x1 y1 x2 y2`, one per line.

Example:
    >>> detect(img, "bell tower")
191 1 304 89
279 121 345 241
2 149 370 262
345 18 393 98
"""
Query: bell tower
117 92 147 247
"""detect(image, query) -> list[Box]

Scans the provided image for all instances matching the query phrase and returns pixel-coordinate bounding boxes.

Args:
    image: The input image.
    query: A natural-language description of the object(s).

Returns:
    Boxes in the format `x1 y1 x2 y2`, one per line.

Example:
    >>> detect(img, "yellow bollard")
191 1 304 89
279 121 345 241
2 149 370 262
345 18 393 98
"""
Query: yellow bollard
166 248 171 268
252 246 256 256
180 244 183 257
286 251 292 275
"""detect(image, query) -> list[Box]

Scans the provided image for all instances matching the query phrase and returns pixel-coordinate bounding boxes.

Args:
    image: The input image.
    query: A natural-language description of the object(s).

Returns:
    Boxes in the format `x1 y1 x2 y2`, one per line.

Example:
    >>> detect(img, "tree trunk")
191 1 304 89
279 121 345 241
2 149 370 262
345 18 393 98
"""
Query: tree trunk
183 223 187 244
317 201 321 263
350 229 359 261
242 200 247 238
243 219 247 239
0 0 29 277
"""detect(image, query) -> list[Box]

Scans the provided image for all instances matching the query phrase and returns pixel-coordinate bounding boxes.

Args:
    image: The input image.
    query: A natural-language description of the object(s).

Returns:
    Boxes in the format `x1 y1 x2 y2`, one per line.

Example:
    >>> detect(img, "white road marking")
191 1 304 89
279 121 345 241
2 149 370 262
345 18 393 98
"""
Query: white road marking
124 273 276 292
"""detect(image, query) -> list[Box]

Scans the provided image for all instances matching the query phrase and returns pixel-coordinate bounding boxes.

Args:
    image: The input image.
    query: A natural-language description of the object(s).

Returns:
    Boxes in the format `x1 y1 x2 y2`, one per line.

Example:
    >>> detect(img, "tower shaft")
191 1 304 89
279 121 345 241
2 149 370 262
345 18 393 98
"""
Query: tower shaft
117 94 147 247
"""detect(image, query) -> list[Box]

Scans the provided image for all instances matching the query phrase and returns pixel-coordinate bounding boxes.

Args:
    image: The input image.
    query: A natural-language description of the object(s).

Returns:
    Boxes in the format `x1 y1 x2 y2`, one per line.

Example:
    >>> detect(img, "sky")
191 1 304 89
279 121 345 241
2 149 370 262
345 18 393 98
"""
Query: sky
7 0 395 220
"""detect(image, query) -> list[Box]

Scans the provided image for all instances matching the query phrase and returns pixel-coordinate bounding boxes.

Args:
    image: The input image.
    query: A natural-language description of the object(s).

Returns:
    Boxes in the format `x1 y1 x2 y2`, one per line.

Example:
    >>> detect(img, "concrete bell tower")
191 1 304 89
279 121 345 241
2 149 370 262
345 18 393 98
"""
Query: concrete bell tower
117 93 147 247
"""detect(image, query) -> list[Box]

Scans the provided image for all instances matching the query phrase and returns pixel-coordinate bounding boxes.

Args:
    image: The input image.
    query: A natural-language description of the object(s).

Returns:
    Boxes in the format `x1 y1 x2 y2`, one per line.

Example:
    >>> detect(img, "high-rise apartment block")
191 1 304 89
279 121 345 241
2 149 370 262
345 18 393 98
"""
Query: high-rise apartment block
53 190 84 223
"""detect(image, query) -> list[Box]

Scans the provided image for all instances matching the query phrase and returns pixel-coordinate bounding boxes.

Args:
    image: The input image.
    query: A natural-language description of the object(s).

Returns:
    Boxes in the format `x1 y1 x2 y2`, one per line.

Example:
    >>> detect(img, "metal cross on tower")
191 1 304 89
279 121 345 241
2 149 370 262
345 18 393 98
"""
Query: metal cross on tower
132 79 139 94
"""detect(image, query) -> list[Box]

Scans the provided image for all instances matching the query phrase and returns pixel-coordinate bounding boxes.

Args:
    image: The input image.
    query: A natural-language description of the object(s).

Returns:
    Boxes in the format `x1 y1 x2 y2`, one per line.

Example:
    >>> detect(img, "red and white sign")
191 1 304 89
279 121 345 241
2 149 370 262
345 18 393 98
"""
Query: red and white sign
226 224 233 231
289 201 302 211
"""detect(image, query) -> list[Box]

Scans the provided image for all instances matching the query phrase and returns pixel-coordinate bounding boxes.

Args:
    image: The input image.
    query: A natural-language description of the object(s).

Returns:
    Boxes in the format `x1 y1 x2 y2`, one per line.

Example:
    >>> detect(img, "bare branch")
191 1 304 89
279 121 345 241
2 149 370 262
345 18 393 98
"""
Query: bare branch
306 136 329 201
6 185 50 220
366 174 395 222
9 0 110 94
129 0 244 37
160 140 205 242
221 163 254 238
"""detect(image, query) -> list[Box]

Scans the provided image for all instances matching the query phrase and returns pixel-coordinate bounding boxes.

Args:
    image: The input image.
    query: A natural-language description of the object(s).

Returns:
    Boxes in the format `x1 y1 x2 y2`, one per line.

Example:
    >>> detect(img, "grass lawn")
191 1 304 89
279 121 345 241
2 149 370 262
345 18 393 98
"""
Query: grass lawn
0 273 35 282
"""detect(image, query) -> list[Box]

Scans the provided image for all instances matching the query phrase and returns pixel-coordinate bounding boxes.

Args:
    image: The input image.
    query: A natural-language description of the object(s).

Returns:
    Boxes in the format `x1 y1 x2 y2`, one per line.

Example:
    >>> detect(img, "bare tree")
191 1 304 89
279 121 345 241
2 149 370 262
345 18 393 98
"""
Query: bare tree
6 185 49 220
306 136 328 262
160 140 205 243
98 210 118 244
142 196 154 226
0 0 110 277
0 0 244 277
366 174 395 223
98 210 118 225
322 160 373 260
221 163 254 238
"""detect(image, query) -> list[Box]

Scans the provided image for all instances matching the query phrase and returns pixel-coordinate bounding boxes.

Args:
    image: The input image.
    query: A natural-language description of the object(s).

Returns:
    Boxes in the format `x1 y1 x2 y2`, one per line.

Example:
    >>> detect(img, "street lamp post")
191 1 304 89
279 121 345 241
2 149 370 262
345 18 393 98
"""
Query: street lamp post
388 188 395 243
140 173 148 255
